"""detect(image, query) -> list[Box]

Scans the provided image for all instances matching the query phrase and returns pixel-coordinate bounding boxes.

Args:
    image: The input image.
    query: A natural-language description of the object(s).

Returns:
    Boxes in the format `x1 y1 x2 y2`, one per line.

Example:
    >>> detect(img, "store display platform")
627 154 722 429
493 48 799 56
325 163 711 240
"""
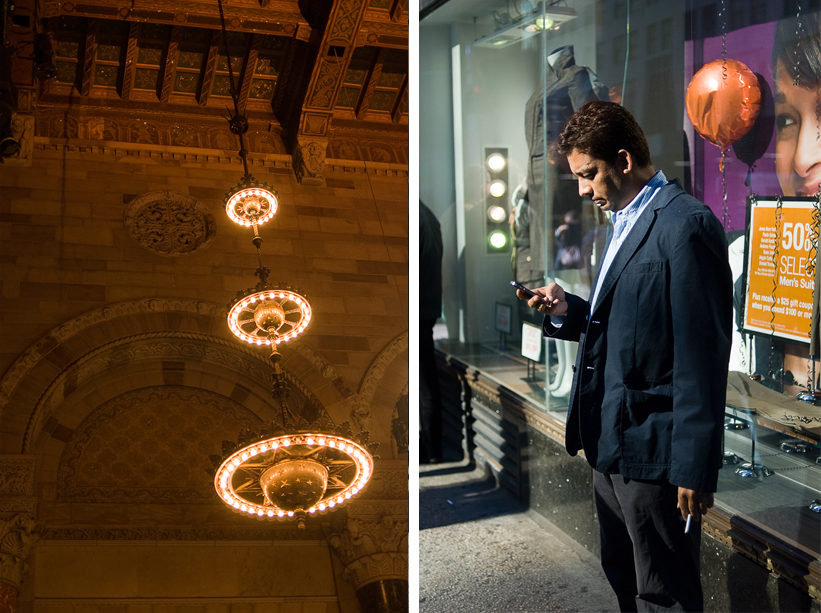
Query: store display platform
434 338 821 560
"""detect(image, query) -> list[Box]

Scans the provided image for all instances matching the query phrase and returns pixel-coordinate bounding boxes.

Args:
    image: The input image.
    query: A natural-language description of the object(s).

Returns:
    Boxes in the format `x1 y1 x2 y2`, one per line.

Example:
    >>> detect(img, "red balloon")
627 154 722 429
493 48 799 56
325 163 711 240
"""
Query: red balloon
686 59 761 150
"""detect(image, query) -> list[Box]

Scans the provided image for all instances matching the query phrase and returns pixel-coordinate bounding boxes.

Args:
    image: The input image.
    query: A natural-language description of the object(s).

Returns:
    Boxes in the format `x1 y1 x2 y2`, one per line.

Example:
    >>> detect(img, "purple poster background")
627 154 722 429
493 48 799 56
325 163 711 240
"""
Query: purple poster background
688 22 780 232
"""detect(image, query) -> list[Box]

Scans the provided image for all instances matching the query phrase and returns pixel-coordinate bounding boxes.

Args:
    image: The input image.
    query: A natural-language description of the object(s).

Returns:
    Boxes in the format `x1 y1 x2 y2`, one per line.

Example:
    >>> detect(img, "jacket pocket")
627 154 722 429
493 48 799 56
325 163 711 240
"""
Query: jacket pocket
622 260 663 275
621 386 674 465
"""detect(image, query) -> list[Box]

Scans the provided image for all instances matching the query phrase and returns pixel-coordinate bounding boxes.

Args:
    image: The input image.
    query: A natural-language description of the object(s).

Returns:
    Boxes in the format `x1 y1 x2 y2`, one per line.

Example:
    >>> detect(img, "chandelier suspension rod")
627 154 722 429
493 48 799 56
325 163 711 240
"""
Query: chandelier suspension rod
216 0 252 180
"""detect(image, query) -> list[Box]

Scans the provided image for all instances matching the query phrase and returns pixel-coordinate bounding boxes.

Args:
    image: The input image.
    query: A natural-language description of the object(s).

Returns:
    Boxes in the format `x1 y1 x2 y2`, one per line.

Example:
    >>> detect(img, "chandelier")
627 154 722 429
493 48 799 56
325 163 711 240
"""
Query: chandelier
211 419 377 529
212 0 375 528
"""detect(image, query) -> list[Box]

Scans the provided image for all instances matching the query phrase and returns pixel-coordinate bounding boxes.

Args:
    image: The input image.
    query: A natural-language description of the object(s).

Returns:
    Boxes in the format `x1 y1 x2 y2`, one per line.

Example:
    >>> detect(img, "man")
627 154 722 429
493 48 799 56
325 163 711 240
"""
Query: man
517 101 732 612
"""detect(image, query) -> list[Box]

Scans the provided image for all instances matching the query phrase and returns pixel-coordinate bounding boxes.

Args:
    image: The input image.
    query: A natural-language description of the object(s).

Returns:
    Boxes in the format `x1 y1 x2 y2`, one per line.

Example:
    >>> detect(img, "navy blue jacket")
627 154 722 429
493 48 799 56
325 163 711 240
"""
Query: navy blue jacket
544 180 732 493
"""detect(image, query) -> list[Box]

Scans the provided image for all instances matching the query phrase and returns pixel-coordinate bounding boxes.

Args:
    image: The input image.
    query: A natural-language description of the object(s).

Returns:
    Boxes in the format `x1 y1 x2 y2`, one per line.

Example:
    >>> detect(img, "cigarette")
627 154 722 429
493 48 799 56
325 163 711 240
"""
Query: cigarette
685 514 693 533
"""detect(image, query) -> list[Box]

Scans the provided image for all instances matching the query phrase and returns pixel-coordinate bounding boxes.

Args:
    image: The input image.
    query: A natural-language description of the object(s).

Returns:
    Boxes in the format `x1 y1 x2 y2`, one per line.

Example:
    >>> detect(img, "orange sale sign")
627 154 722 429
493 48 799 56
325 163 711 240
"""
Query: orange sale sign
744 199 816 344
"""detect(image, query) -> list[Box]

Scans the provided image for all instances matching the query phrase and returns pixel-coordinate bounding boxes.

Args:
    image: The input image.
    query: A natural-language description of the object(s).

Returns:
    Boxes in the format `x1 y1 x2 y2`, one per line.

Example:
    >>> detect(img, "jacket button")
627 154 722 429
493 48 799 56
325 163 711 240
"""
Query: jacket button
571 365 576 372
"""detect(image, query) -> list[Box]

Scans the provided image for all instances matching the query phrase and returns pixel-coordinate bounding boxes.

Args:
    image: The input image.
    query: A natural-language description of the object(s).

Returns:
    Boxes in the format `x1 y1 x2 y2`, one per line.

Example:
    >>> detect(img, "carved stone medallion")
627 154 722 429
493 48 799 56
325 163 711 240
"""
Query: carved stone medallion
124 190 216 256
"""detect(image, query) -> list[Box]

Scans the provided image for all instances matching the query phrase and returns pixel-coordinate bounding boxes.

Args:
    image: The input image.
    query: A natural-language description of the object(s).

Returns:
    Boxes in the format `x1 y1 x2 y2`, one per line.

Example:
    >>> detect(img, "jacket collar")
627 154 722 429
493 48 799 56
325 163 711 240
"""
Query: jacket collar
591 179 684 314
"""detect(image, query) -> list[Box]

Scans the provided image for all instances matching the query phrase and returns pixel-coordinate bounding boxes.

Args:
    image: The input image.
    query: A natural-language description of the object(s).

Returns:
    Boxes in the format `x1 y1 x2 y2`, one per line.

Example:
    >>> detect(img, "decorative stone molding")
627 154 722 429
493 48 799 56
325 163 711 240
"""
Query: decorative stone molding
0 456 37 523
358 464 407 501
342 552 409 589
0 514 39 590
124 191 216 256
40 525 323 542
22 332 341 454
0 500 36 518
0 299 223 416
357 330 408 433
391 387 409 456
327 514 408 588
0 114 34 167
0 298 358 449
0 457 35 498
293 137 328 185
36 108 288 154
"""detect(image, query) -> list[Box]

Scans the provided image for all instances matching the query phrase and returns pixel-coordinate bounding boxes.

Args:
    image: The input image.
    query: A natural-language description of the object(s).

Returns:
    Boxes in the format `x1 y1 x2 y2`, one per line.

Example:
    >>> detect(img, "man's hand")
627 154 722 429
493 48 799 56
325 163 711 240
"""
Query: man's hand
516 282 568 316
677 487 714 521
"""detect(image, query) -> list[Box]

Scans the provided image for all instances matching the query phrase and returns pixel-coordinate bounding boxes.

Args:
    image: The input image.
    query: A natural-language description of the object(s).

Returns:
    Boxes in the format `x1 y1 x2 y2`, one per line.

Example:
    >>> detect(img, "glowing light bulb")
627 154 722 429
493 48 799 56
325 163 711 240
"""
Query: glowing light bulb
486 152 506 171
489 180 507 198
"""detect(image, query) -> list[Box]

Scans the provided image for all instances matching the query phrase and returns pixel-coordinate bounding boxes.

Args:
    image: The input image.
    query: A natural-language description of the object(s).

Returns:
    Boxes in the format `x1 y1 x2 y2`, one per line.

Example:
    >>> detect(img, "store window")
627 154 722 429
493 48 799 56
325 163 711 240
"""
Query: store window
421 0 820 561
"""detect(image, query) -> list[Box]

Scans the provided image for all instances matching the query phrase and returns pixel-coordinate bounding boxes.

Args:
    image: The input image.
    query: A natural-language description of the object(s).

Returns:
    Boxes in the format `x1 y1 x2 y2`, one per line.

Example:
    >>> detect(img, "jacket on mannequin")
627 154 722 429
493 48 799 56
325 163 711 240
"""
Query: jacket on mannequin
517 45 606 286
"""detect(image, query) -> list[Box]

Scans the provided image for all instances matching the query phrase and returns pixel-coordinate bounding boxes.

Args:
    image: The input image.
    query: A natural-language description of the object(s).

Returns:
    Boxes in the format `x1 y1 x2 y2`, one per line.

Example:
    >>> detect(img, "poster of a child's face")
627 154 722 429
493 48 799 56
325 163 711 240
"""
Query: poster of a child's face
690 6 821 228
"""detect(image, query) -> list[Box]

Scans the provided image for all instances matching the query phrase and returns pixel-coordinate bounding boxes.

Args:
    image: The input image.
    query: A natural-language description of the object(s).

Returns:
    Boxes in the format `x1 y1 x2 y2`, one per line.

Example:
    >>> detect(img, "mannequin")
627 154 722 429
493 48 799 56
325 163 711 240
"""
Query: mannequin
522 45 607 397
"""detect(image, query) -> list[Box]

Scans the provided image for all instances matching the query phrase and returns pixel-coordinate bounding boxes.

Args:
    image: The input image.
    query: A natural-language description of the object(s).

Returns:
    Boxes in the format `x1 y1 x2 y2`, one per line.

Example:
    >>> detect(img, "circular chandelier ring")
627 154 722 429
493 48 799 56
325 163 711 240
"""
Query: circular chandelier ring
228 289 312 346
214 433 374 520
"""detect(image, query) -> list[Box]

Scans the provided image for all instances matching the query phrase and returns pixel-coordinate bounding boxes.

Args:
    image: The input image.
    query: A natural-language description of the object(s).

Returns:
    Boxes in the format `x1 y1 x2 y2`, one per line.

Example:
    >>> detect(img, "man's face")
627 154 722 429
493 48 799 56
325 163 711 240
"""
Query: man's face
566 150 629 212
774 60 821 197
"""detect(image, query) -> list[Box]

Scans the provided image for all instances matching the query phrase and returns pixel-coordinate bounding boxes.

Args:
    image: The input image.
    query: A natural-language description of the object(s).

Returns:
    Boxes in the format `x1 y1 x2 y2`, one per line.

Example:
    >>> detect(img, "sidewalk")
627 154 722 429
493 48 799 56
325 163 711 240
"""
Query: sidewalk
419 458 619 613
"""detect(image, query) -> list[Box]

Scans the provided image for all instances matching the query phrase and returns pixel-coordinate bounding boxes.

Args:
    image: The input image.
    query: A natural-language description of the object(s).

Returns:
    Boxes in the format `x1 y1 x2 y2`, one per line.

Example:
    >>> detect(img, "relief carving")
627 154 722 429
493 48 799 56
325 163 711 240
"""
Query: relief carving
293 138 327 185
0 456 35 497
368 143 396 163
329 0 367 43
327 514 408 588
131 121 161 145
0 115 34 167
0 514 40 589
87 118 119 141
307 59 344 109
124 190 216 256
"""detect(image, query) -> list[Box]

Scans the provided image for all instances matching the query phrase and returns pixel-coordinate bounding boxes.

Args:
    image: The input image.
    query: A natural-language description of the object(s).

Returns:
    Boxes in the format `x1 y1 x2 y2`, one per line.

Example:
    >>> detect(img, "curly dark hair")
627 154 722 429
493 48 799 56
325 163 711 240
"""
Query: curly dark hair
557 101 652 168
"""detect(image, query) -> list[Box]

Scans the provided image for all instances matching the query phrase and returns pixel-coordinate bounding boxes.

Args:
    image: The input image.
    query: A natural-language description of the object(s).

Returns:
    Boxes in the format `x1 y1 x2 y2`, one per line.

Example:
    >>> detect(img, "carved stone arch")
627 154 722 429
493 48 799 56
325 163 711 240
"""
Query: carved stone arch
0 298 359 454
25 332 335 455
356 331 409 460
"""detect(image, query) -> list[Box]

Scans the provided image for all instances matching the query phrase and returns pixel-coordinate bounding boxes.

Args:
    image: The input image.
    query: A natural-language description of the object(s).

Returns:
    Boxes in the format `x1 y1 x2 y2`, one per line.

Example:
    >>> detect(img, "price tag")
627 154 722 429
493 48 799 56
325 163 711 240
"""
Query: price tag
495 302 512 335
522 322 543 362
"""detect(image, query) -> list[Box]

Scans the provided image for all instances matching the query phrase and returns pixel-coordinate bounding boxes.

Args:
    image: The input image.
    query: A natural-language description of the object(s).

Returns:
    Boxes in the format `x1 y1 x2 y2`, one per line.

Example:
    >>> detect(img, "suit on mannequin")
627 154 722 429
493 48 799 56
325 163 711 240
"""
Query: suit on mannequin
519 45 606 393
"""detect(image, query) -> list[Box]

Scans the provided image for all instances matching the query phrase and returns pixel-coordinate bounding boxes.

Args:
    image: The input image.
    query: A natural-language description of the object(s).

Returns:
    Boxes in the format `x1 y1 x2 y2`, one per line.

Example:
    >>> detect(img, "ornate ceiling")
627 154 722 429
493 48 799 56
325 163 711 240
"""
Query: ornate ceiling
4 0 408 179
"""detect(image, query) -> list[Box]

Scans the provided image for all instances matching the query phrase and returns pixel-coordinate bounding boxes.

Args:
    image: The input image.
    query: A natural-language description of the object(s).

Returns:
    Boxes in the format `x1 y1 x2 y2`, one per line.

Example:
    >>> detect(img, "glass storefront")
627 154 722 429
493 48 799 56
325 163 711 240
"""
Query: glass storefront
421 0 820 562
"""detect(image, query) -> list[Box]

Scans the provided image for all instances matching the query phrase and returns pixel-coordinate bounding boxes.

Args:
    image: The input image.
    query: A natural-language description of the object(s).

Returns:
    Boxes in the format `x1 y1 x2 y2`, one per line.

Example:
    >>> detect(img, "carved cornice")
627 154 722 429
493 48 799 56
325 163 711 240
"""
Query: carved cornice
40 0 308 35
40 525 324 541
0 514 40 590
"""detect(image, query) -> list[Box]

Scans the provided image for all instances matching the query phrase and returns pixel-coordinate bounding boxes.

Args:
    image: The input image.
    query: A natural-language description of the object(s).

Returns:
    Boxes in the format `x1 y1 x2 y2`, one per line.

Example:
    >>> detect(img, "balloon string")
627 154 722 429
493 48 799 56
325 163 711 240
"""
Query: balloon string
770 196 783 378
794 3 802 87
720 0 727 83
720 149 729 230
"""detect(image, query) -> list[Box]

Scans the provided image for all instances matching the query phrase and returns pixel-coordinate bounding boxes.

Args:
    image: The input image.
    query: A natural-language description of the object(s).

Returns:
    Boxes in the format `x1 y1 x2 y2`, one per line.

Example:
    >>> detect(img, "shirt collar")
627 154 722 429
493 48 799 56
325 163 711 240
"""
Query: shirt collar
611 170 666 229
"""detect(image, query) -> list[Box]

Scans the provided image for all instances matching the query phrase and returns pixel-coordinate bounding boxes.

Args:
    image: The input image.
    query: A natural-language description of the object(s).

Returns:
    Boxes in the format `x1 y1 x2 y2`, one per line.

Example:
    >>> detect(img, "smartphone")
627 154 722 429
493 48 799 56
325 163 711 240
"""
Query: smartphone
510 280 538 298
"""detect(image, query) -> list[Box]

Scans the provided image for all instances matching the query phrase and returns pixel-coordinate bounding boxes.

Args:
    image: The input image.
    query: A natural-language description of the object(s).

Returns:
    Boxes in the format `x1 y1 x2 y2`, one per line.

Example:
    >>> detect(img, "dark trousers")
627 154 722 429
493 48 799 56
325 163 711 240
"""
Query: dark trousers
593 471 703 612
420 318 442 461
